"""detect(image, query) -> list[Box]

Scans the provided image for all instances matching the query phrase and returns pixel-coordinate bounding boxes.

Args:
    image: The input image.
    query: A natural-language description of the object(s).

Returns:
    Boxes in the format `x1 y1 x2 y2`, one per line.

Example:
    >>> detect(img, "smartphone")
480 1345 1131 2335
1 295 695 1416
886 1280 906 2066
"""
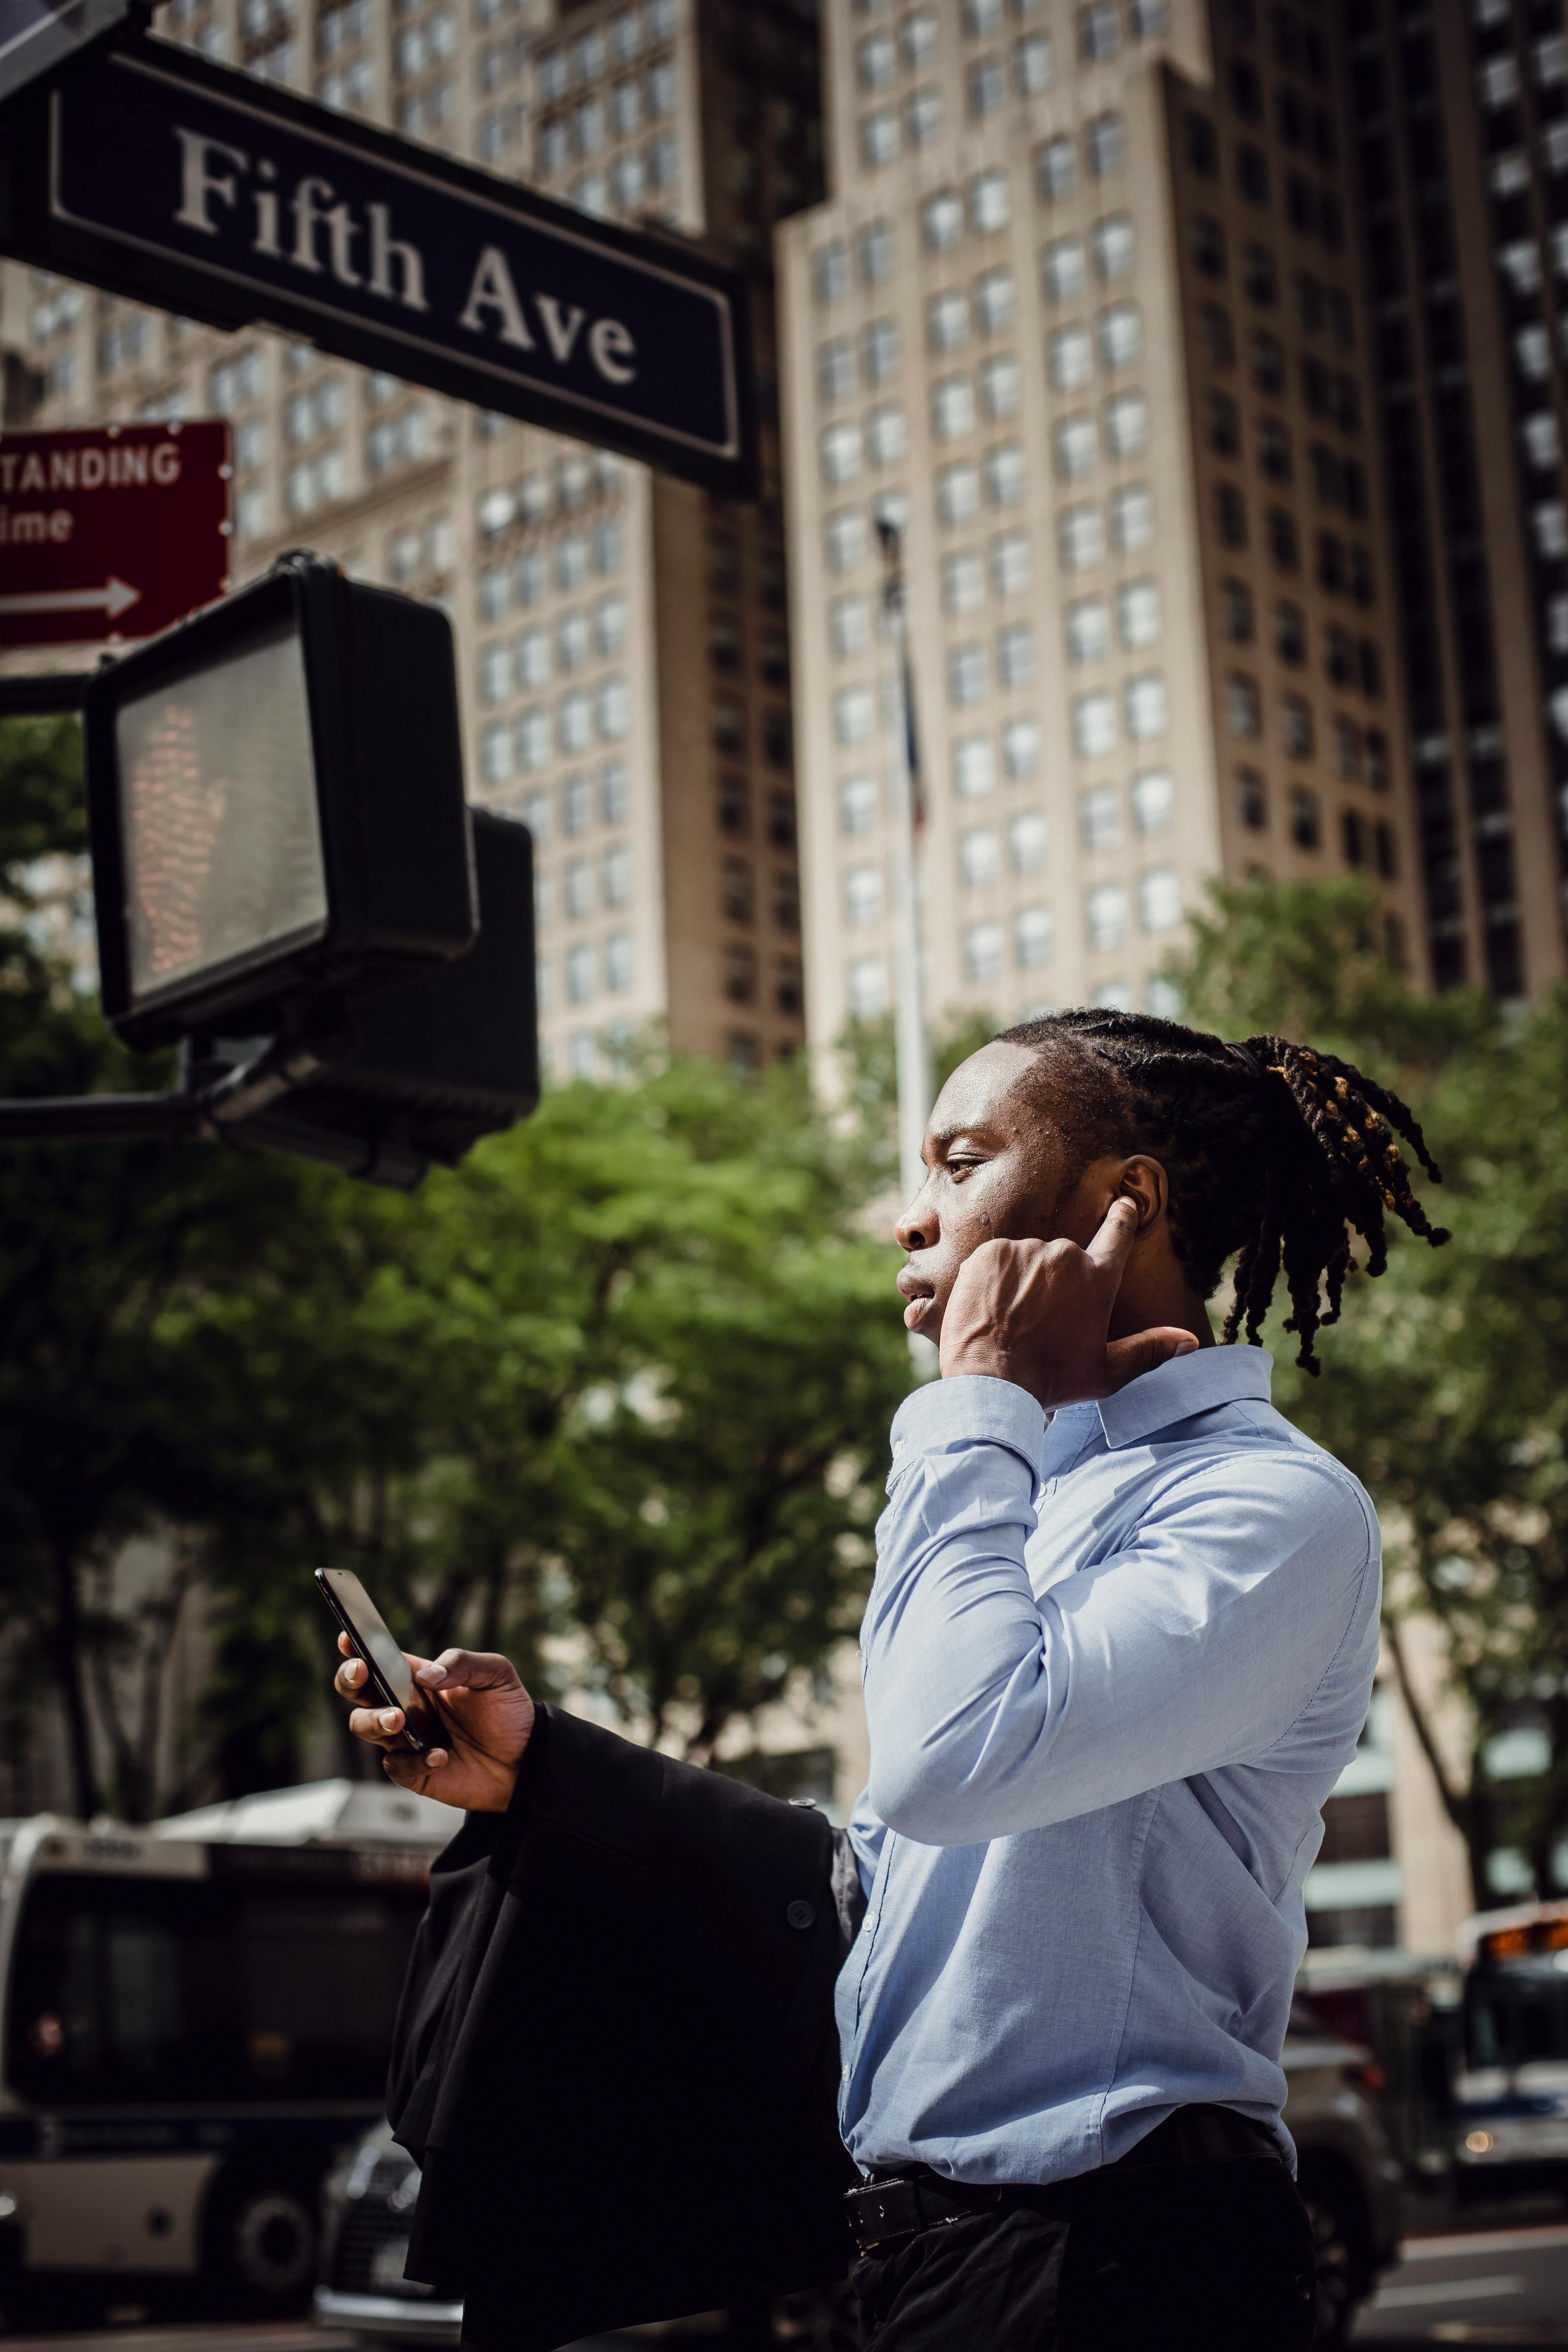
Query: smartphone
315 1568 434 1754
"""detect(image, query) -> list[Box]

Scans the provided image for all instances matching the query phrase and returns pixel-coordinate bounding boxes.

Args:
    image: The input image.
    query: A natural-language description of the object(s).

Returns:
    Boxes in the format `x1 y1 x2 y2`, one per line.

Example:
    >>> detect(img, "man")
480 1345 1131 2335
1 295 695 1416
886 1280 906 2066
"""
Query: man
334 1011 1446 2350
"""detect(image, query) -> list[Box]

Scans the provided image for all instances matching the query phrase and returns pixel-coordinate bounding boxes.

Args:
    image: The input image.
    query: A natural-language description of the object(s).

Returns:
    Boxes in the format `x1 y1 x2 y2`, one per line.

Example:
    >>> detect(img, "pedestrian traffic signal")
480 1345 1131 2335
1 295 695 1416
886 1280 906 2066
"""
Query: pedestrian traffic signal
0 550 537 1185
83 550 476 1051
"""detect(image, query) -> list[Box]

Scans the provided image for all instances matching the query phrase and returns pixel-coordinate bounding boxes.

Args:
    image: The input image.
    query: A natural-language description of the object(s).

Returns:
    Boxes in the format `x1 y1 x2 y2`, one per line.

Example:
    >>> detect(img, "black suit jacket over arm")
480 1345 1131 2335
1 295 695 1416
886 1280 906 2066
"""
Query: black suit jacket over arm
386 1705 858 2352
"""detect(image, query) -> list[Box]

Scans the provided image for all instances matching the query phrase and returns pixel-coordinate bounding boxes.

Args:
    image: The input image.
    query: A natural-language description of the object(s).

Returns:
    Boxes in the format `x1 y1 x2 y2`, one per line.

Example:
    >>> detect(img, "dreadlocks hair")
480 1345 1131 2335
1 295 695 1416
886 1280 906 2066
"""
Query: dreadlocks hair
992 1008 1450 1376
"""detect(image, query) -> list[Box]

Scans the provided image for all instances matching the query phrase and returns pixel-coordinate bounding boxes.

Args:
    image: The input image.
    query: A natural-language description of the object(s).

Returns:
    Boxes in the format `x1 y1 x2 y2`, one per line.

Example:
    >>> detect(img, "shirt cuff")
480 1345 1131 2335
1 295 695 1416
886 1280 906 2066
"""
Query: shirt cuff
888 1374 1046 1480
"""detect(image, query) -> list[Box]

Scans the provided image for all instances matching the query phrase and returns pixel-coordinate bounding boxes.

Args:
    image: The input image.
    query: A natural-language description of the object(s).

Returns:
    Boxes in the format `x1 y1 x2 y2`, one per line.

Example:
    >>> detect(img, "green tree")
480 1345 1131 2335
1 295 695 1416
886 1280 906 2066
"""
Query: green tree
197 1052 915 1770
1171 876 1568 1906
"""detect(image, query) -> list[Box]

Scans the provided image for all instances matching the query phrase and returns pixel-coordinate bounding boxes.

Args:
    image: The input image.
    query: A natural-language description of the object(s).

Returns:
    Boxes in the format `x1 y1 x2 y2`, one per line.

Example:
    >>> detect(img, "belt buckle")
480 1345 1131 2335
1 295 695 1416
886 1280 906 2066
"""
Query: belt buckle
846 2175 922 2254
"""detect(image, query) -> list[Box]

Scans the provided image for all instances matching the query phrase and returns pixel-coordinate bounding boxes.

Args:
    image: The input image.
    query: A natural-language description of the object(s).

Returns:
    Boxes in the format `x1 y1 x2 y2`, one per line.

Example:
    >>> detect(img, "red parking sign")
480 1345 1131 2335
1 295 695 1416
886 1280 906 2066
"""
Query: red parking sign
0 420 230 648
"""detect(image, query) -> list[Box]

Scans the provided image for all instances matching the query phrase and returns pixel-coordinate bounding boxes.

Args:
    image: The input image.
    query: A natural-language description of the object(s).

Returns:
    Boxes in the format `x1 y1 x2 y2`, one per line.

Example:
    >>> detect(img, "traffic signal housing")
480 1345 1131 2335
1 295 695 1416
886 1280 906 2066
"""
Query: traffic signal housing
83 550 477 1052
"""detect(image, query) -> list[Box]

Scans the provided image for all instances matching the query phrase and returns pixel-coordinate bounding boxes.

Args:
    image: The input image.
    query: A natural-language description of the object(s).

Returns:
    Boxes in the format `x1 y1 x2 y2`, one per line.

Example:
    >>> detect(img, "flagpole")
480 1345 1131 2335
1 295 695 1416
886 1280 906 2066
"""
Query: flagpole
876 518 933 1214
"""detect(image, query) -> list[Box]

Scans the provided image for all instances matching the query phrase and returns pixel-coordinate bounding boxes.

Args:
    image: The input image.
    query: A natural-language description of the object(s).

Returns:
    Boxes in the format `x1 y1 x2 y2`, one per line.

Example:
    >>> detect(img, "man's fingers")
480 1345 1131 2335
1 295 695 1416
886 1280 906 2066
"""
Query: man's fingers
347 1703 409 1747
334 1657 369 1699
1102 1327 1201 1391
412 1647 519 1694
1083 1195 1140 1276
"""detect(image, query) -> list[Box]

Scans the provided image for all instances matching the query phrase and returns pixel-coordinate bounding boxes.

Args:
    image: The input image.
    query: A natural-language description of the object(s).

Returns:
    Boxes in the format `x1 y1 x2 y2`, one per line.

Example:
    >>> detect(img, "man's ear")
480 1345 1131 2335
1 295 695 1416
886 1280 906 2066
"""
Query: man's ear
1114 1155 1168 1234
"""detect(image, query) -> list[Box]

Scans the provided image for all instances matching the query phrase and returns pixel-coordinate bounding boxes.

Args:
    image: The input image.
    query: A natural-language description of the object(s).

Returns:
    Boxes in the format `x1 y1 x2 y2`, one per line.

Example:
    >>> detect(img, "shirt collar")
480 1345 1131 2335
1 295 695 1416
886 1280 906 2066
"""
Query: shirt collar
1094 1344 1273 1451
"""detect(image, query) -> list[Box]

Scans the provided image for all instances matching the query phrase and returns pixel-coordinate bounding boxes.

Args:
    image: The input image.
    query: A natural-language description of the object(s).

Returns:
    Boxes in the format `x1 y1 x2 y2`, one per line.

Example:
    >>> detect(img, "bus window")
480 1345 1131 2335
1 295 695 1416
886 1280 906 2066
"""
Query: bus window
8 1872 425 2106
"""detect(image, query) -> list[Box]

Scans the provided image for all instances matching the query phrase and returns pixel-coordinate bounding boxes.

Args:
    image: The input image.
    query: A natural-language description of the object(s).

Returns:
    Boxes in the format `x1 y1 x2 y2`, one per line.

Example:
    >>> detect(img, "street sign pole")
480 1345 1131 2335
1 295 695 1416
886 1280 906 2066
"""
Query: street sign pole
0 32 755 496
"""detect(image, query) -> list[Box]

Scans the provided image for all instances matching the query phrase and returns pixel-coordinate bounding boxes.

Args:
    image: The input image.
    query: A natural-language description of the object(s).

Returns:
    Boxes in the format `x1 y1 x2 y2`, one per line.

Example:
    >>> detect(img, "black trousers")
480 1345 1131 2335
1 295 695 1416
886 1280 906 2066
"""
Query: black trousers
853 2157 1317 2352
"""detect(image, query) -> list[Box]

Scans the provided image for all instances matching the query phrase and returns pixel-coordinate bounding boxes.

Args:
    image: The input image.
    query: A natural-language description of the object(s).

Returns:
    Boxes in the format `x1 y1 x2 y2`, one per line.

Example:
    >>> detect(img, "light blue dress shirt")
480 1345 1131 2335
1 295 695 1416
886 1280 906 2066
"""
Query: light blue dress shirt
835 1346 1380 2187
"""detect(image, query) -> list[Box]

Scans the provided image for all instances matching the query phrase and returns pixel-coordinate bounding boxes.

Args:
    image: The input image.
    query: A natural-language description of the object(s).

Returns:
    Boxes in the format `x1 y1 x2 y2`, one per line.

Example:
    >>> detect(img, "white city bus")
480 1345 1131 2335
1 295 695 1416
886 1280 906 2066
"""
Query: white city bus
0 1780 449 2323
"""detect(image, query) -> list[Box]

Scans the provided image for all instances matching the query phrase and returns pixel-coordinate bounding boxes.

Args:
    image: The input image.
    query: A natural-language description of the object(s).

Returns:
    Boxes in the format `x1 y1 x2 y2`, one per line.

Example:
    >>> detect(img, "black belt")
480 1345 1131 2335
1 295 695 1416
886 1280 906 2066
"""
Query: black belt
844 2106 1286 2256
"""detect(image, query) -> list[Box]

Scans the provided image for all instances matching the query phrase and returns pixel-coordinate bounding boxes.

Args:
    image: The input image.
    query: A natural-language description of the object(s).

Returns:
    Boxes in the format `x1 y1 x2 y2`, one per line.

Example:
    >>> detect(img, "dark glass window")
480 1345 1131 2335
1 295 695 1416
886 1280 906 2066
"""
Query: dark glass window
1207 388 1242 454
1237 142 1272 204
1216 481 1249 546
9 1871 425 2108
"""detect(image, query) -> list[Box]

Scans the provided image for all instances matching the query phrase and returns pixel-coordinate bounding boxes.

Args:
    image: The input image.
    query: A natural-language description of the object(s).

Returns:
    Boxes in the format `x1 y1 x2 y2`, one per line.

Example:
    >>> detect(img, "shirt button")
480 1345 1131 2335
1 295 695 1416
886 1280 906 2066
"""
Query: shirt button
785 1899 816 1931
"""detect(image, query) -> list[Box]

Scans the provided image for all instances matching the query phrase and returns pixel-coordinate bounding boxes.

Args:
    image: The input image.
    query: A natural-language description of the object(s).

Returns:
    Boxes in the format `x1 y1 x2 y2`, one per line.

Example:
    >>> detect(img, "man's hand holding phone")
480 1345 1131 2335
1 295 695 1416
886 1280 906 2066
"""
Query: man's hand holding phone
334 1638 534 1812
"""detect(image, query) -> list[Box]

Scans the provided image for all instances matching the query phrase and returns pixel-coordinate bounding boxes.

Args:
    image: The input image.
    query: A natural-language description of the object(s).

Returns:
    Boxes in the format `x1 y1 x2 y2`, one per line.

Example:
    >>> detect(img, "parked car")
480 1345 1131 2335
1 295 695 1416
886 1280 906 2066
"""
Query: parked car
316 1996 1400 2352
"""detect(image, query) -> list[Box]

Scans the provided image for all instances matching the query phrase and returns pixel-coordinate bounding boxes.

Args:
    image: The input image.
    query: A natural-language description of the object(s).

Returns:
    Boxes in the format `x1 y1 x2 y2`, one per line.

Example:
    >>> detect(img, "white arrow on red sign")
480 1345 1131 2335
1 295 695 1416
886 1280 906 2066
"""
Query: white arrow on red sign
0 577 141 620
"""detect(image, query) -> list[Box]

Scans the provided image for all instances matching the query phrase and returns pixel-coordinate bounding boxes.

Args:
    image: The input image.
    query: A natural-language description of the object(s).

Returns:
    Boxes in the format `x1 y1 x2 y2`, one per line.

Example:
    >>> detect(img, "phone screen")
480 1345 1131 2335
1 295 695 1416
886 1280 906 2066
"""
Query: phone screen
316 1569 414 1709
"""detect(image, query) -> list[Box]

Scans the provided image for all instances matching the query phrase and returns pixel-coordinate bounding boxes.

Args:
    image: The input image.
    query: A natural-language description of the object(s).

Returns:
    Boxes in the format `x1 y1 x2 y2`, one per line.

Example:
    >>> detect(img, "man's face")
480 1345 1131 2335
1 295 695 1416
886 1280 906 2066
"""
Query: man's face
896 1041 1099 1343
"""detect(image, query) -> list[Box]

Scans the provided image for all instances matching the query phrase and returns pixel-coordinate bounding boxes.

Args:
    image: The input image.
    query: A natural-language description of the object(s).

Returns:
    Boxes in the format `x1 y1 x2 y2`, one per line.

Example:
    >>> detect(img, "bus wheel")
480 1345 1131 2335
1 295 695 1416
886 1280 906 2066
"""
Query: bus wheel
202 2164 320 2316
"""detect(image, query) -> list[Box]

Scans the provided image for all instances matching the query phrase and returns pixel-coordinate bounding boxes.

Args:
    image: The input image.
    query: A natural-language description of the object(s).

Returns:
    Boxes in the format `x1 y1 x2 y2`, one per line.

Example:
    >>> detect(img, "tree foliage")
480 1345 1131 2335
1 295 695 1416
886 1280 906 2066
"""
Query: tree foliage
1172 876 1568 1906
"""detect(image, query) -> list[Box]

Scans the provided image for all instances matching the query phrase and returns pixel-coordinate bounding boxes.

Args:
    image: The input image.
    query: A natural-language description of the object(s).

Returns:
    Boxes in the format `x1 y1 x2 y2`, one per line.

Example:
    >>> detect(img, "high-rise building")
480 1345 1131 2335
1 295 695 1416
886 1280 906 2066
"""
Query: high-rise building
1343 0 1568 997
778 0 1428 1058
0 0 824 1075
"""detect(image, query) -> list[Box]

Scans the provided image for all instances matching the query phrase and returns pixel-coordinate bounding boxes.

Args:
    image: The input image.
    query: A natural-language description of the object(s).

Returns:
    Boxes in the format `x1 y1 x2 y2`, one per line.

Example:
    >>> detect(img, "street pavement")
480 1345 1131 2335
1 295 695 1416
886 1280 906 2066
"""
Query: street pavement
1 2229 1565 2349
1353 2219 1568 2344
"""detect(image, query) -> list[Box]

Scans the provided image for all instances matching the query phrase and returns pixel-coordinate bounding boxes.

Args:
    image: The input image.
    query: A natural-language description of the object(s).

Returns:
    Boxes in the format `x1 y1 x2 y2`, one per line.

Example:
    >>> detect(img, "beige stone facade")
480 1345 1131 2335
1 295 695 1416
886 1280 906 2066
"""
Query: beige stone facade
1 0 821 1074
778 0 1424 1064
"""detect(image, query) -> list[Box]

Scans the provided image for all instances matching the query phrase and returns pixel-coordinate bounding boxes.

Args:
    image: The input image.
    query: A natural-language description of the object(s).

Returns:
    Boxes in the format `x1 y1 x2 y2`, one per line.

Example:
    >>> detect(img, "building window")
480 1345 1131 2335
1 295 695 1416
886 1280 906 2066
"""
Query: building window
1098 302 1142 369
1237 767 1267 829
1258 415 1293 481
827 509 866 572
862 108 899 167
835 686 875 745
1104 391 1147 457
1086 111 1125 175
907 86 943 144
1275 599 1307 664
848 957 889 1018
1060 503 1106 570
985 445 1026 506
1131 768 1174 833
840 775 879 835
1010 809 1049 871
1015 905 1054 968
1139 867 1182 931
1004 716 1042 777
1043 235 1086 304
1038 134 1076 202
1086 881 1128 948
866 403 907 465
949 641 987 704
969 54 1006 113
943 550 985 611
992 532 1031 594
980 355 1021 420
1192 214 1227 278
923 190 965 251
1125 673 1168 739
1117 578 1162 650
1290 785 1321 848
566 942 595 1003
1267 507 1301 569
860 220 895 285
1074 690 1117 757
1049 326 1094 392
865 319 902 384
954 735 998 796
1055 414 1098 478
1215 482 1248 547
1109 483 1153 550
723 944 758 1004
1080 783 1121 849
933 376 977 438
1016 31 1053 93
965 920 1006 982
1226 672 1262 736
960 825 1001 887
975 268 1016 334
1067 596 1109 663
814 243 851 303
1281 692 1314 758
1219 577 1254 641
997 622 1035 687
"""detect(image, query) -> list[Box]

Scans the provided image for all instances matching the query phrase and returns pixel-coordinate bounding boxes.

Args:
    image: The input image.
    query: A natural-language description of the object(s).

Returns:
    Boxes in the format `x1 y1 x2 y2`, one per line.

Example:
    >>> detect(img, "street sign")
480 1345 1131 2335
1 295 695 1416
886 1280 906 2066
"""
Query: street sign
0 34 755 495
0 0 137 109
0 420 229 647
